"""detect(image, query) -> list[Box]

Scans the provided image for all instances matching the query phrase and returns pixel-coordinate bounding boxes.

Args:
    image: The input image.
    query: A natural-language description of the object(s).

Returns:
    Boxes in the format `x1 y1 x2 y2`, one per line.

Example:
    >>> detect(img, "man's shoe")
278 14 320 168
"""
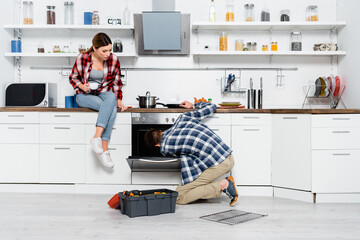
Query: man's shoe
97 151 114 168
223 176 239 206
90 137 103 154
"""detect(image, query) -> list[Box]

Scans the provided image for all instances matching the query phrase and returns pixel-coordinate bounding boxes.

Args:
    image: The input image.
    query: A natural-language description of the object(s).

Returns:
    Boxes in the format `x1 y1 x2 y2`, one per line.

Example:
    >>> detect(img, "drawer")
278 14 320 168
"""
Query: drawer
40 144 85 183
85 124 131 144
201 114 231 126
311 128 360 149
40 124 85 144
232 114 271 126
312 150 360 193
0 112 39 123
312 114 360 128
132 172 181 185
85 112 131 125
40 112 85 124
0 124 39 144
208 126 231 146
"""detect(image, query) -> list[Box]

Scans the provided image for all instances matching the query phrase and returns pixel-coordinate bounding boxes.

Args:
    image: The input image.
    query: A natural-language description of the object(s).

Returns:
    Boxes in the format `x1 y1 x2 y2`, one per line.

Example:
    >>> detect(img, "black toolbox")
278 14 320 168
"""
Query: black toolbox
119 189 178 218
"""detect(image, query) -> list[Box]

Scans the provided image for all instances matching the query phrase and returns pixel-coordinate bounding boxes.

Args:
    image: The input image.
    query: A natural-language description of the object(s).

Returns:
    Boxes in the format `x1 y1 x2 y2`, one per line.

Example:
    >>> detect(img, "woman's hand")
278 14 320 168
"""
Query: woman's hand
180 101 193 109
79 83 90 93
117 100 128 112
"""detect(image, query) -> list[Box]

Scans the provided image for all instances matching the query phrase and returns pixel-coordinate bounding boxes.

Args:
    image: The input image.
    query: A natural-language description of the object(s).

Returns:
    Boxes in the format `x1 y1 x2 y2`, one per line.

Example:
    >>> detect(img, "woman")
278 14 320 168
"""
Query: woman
69 32 127 168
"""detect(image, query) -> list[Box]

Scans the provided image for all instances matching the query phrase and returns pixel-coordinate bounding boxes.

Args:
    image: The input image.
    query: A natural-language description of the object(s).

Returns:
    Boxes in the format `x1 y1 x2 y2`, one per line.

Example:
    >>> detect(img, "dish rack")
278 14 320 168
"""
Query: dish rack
220 75 246 93
302 85 346 109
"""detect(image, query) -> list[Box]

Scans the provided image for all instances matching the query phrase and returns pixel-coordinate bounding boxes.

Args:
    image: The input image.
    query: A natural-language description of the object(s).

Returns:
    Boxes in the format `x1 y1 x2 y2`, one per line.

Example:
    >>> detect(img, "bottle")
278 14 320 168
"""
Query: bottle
92 11 100 25
123 0 130 25
209 0 215 22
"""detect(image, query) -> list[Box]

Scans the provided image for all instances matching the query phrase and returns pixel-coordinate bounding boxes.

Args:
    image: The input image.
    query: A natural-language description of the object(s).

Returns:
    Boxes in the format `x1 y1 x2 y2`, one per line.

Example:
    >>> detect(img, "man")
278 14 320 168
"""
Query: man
144 100 238 206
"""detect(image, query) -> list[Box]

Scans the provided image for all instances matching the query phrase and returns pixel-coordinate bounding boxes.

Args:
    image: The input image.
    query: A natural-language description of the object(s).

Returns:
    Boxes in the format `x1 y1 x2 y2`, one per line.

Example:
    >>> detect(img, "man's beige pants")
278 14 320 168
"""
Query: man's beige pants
176 154 235 205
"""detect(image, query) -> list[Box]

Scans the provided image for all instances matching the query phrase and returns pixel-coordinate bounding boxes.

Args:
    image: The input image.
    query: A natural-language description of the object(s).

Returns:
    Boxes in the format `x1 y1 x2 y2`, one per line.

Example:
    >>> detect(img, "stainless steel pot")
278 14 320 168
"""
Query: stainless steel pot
136 91 159 108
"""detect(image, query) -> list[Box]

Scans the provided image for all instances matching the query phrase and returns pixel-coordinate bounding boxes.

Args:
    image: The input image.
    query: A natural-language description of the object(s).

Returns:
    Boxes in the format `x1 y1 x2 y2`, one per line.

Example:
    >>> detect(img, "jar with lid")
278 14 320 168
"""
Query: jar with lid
123 0 130 25
37 42 45 53
64 1 74 25
47 6 56 24
53 45 61 53
250 42 257 51
280 9 290 22
209 0 216 22
23 1 34 25
244 4 255 22
291 32 302 51
92 11 100 25
235 39 244 51
271 42 278 51
63 45 70 53
113 39 123 53
219 32 228 51
306 5 318 22
226 4 234 22
262 44 268 51
261 6 270 22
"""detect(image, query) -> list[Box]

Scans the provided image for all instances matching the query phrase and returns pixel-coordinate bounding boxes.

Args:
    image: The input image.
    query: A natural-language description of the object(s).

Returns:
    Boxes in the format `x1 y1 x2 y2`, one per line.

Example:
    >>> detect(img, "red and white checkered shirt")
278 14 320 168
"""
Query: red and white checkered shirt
69 52 123 100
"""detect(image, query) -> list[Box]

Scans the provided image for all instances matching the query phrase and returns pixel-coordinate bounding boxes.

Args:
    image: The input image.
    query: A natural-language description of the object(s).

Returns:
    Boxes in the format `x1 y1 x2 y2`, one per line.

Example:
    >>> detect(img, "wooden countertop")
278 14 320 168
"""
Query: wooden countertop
1 107 360 114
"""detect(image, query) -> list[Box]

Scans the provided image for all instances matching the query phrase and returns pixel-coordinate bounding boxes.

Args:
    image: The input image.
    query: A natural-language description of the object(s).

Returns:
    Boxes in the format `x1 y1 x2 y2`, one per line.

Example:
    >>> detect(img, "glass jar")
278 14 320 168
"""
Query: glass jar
235 39 244 51
246 42 252 51
261 6 270 22
271 42 278 51
262 44 268 51
63 45 70 53
226 4 234 22
23 1 34 25
113 39 123 53
64 1 74 25
280 9 290 22
37 42 45 53
291 32 302 51
209 0 216 22
306 5 318 22
47 6 56 24
219 32 228 51
123 0 130 25
244 4 255 22
251 42 257 51
53 45 61 53
92 10 100 25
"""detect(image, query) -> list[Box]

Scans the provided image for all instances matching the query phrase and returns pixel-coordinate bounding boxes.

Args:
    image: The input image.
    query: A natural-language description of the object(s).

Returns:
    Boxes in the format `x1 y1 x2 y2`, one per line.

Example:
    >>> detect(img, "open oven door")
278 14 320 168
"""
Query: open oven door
126 156 181 172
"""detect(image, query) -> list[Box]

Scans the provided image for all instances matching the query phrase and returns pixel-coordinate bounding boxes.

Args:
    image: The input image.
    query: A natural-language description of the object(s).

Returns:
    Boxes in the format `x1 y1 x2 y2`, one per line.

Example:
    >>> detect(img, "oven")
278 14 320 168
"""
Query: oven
127 113 181 172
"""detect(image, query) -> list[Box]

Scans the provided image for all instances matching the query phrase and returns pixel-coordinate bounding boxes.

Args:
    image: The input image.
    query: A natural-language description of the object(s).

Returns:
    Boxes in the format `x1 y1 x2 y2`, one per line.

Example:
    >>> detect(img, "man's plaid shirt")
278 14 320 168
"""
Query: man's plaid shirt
160 102 232 185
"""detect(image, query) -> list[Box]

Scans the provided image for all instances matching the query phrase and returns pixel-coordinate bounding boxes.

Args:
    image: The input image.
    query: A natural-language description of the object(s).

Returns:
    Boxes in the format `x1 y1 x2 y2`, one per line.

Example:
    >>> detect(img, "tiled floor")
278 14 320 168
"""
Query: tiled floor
1 192 359 240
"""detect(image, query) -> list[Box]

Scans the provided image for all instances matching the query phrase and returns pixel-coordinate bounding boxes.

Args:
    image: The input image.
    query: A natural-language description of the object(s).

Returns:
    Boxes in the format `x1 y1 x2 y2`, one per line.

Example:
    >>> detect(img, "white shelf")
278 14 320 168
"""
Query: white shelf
192 21 346 31
4 52 138 58
3 24 134 30
193 51 347 57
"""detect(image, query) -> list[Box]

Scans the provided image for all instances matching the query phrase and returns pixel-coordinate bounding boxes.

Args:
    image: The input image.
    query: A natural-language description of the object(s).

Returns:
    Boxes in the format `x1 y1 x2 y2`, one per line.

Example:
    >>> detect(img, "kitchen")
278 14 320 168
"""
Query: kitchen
0 0 360 239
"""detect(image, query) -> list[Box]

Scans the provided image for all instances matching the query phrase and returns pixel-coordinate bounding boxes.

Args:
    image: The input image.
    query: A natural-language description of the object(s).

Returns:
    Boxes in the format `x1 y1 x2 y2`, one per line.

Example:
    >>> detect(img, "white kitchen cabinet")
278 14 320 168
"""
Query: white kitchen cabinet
231 114 272 186
85 112 132 125
39 145 85 183
272 114 311 191
40 124 86 144
85 145 131 184
0 124 39 144
202 113 231 147
0 112 39 123
85 124 131 145
40 112 86 124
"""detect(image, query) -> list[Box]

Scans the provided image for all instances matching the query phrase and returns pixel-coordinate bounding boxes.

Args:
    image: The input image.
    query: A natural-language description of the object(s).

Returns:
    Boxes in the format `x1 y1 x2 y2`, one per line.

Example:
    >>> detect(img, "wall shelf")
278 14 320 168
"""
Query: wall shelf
193 51 347 57
3 24 134 30
192 21 346 31
4 52 138 58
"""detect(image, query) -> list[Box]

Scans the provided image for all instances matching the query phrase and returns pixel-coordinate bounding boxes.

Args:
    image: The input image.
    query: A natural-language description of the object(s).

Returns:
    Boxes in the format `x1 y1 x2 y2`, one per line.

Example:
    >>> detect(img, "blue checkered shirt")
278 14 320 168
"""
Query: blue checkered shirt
160 102 232 185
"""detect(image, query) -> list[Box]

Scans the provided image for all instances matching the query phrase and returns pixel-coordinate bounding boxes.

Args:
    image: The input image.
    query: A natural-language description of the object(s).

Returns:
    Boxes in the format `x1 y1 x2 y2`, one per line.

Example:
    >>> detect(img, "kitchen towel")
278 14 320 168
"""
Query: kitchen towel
200 209 267 225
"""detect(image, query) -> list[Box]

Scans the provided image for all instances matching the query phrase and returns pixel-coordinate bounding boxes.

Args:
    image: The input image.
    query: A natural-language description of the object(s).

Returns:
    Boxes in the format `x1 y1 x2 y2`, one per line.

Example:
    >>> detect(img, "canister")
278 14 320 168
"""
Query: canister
291 32 302 51
47 6 56 24
64 1 74 25
235 39 244 51
23 1 34 24
226 4 234 22
219 32 228 51
244 4 255 22
306 5 318 22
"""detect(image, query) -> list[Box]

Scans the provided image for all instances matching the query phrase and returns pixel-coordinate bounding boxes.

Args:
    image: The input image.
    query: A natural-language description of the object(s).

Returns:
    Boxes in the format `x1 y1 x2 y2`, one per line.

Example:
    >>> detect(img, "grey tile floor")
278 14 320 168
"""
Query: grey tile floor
0 192 360 240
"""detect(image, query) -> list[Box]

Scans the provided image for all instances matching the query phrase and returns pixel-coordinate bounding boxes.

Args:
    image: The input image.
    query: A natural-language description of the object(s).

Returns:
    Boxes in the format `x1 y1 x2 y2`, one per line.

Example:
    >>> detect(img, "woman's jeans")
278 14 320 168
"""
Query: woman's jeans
75 92 117 141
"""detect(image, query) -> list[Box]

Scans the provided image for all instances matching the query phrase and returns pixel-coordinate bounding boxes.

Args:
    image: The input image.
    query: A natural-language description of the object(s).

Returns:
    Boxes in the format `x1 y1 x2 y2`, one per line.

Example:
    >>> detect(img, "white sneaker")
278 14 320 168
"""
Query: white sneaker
90 137 103 154
97 151 114 168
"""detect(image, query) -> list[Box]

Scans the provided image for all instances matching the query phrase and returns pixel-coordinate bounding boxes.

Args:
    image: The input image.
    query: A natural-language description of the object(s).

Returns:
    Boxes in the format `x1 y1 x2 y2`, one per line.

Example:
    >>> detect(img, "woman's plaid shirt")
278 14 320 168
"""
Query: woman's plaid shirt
160 102 232 185
69 52 123 100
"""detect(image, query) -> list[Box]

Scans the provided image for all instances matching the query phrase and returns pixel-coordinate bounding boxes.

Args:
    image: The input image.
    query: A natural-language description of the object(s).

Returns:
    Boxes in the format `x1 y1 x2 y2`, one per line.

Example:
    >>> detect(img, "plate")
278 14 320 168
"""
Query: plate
218 105 244 109
334 76 341 97
219 102 241 106
319 77 326 97
314 78 321 97
327 76 333 93
324 76 330 97
329 74 336 93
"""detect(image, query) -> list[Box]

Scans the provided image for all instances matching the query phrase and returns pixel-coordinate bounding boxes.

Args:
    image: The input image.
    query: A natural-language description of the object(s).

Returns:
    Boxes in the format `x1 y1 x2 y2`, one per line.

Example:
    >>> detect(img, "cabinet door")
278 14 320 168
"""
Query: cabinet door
208 125 231 147
272 115 311 191
85 144 131 184
0 144 39 183
231 126 271 185
40 124 85 144
312 150 360 193
85 124 131 145
0 124 39 144
40 145 85 183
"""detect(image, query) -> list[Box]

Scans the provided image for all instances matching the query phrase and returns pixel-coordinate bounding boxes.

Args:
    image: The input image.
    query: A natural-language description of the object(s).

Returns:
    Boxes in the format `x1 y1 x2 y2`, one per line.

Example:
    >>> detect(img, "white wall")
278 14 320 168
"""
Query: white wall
0 0 343 108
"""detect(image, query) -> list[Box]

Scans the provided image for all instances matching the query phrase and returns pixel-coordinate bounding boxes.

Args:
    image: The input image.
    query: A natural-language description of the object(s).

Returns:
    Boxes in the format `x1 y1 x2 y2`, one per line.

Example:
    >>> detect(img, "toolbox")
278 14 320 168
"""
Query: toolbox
108 189 178 218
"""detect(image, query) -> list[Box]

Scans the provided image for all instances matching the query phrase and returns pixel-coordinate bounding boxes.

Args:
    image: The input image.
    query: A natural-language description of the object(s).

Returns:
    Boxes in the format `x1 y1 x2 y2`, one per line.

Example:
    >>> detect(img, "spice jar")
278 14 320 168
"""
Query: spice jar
64 1 74 25
63 45 70 53
291 32 302 51
53 45 61 53
226 4 235 22
262 44 268 51
23 1 34 25
113 39 123 53
92 10 100 25
271 42 278 51
280 9 290 22
219 32 228 51
37 42 45 53
251 42 257 51
47 6 56 25
306 5 318 22
261 6 270 22
235 39 244 51
244 4 255 22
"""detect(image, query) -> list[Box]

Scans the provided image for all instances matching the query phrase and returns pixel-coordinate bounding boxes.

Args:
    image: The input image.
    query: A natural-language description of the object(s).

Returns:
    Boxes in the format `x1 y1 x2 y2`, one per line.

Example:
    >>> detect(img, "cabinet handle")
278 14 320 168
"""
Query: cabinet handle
54 147 71 150
333 153 351 156
8 115 24 118
332 118 350 121
54 115 70 118
112 128 116 130
211 129 220 131
283 117 298 120
8 127 24 130
108 148 117 151
54 127 71 130
209 116 219 119
243 116 260 119
243 129 260 132
139 158 178 163
332 131 350 134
